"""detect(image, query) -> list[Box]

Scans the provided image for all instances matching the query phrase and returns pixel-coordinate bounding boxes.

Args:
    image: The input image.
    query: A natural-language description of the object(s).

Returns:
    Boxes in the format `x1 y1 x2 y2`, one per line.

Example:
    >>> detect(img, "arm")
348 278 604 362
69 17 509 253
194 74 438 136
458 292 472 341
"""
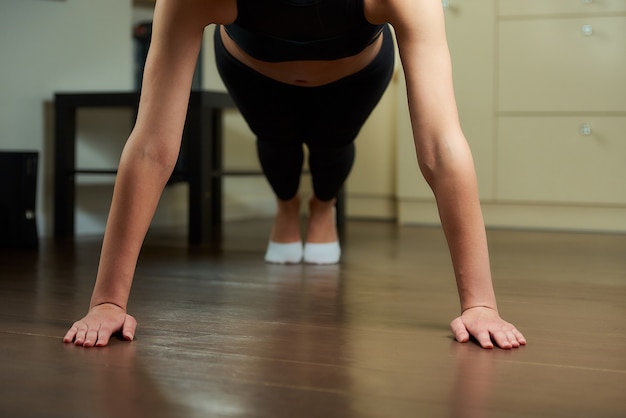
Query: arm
64 0 213 347
372 0 525 348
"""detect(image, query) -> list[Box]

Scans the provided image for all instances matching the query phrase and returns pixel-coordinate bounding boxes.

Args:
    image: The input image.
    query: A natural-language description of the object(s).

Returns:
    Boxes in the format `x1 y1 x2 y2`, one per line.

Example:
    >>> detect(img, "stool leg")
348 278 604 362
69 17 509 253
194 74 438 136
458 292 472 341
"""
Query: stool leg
335 187 346 237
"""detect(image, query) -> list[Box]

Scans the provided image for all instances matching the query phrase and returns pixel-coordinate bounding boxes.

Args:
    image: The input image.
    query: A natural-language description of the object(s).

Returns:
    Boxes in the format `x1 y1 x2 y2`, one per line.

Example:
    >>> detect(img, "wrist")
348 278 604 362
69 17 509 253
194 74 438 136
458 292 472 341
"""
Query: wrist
89 300 126 311
90 286 129 311
461 304 498 314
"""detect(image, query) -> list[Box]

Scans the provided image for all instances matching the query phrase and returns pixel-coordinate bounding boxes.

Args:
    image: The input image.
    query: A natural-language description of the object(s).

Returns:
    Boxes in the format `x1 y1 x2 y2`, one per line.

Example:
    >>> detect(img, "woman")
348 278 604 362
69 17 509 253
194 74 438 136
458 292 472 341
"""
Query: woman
63 0 526 350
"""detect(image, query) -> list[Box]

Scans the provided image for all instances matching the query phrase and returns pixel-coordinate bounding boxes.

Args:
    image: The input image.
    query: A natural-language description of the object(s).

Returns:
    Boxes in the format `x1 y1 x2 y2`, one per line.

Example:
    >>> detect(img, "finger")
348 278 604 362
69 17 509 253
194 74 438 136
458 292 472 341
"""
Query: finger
505 331 521 348
95 326 113 347
475 331 494 349
63 325 78 343
82 327 99 348
512 328 527 345
73 327 87 346
450 317 470 343
491 331 512 349
122 315 138 341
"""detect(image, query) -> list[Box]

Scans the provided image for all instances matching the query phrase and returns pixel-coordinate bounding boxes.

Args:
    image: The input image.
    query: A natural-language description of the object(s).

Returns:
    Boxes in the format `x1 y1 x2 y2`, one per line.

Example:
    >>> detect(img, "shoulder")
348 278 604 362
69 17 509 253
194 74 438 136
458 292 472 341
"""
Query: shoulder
156 0 237 27
364 0 445 33
201 0 237 25
365 0 447 46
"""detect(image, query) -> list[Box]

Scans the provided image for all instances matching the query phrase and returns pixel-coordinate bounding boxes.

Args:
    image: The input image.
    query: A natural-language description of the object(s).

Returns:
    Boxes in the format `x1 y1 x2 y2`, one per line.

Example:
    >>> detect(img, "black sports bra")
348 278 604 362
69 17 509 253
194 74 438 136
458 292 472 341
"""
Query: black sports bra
224 0 385 62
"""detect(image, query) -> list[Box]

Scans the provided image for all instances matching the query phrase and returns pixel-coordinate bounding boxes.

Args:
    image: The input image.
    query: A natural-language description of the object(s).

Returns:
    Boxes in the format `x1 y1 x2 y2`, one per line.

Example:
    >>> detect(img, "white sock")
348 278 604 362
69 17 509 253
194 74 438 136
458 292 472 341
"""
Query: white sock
265 241 303 264
303 242 341 264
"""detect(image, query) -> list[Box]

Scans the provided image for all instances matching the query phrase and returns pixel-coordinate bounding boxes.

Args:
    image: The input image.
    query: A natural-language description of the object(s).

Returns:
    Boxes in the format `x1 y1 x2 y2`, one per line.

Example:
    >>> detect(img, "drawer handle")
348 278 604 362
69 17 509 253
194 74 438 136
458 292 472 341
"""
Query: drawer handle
580 123 592 136
582 25 593 36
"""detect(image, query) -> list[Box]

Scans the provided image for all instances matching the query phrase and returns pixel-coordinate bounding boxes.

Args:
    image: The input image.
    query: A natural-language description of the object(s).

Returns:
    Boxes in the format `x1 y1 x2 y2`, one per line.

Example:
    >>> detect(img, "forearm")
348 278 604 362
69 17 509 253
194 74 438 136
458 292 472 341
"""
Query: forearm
425 147 497 313
89 139 175 310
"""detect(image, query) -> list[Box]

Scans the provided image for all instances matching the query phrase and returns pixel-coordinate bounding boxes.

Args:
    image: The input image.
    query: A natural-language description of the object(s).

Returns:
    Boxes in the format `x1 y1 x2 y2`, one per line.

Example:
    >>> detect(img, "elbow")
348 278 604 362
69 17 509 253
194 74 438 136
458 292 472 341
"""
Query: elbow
417 154 452 192
417 157 438 189
414 137 450 189
138 144 179 173
120 135 181 182
415 135 475 191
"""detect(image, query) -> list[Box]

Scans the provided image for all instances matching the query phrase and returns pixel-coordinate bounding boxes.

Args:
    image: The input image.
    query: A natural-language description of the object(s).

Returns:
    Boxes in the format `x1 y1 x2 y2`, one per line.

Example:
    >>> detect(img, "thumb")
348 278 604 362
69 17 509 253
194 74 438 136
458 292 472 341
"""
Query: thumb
122 314 138 341
450 316 470 343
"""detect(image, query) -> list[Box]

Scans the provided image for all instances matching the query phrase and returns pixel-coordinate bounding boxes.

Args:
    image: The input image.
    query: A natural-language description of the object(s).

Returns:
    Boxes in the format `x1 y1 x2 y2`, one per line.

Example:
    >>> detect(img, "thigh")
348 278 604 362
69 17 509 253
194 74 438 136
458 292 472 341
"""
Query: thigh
214 27 304 141
304 24 396 148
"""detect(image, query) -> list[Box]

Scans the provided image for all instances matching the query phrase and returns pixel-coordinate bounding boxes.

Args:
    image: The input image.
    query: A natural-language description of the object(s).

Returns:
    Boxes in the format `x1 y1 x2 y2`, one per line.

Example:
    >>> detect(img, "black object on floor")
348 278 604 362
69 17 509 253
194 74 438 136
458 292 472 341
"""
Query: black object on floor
0 151 39 249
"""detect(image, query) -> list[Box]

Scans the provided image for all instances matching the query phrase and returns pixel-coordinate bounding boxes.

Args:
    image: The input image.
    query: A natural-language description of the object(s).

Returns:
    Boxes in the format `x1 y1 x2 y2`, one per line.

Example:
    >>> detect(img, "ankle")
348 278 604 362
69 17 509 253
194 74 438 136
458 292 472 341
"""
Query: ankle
277 195 301 214
270 195 302 243
306 196 338 243
308 196 336 218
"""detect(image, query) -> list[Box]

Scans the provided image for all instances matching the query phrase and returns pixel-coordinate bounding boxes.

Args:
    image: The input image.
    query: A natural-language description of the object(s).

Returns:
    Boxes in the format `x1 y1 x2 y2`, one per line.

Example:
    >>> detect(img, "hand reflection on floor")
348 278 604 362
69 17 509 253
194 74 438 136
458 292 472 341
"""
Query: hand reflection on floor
449 341 497 418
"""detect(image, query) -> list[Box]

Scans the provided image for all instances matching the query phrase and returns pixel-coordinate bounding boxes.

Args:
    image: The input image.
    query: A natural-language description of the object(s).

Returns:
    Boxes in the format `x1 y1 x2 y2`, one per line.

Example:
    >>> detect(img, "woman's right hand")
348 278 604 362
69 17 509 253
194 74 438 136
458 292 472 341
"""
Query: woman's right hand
63 303 137 348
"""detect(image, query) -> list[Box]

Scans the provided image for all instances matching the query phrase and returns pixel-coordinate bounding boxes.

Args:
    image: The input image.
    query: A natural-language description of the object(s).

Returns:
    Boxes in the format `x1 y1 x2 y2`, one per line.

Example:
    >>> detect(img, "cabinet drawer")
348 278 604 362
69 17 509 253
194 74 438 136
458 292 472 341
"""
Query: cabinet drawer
499 0 626 16
498 16 626 112
496 116 626 205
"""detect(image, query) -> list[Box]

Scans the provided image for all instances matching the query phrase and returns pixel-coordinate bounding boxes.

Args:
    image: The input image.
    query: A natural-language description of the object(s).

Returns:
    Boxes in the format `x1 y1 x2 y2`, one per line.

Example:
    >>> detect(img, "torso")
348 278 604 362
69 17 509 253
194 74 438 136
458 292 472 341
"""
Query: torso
216 0 385 87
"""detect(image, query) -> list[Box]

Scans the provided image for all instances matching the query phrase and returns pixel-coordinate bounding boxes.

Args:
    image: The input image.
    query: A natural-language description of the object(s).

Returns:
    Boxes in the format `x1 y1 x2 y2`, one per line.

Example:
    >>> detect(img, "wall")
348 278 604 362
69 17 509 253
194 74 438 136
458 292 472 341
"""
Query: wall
0 0 135 236
0 2 313 238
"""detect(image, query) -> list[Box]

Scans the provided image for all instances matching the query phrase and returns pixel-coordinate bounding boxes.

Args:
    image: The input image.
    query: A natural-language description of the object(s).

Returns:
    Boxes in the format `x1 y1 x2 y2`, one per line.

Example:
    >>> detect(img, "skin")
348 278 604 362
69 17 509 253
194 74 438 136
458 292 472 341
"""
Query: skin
63 0 526 350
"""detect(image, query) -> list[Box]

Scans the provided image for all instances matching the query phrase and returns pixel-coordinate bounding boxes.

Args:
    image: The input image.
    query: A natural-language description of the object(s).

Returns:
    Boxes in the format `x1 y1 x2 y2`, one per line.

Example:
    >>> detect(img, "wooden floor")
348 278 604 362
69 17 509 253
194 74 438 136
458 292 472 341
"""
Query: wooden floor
1 219 625 418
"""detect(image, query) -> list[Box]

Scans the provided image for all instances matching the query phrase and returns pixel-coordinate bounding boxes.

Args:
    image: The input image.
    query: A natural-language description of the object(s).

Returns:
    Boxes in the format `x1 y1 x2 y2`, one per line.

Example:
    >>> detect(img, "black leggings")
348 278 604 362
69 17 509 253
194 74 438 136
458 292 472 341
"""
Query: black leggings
214 24 395 201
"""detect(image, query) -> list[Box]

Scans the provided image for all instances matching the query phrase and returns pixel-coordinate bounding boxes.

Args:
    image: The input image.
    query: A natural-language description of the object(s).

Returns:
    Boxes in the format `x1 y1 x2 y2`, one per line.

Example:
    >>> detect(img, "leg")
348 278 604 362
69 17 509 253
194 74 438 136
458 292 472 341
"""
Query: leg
256 138 304 244
257 139 306 263
263 194 304 264
302 145 354 263
305 142 355 244
215 27 306 262
214 25 394 263
301 195 342 264
301 26 395 263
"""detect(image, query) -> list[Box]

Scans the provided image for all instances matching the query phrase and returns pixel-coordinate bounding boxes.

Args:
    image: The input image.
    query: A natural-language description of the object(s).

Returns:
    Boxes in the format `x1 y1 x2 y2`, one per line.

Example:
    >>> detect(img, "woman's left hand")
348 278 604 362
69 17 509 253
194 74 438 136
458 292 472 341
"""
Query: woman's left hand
450 307 527 349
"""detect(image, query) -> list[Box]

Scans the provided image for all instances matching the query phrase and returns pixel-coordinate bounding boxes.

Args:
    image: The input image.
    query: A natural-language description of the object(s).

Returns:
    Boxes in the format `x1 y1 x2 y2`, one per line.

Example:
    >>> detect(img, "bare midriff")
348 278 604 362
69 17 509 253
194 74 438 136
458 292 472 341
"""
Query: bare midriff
219 25 383 87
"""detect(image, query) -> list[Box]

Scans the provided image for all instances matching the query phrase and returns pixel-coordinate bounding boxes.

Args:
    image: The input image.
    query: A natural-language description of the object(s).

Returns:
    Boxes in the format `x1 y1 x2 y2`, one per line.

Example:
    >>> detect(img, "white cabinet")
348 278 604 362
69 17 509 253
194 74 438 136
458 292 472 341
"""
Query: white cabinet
496 116 626 205
498 0 626 16
495 1 626 230
498 16 626 112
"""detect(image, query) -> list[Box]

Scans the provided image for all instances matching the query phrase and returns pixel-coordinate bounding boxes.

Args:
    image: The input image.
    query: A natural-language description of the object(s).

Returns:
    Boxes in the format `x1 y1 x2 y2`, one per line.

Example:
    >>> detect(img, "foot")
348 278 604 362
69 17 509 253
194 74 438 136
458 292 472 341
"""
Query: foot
265 196 303 264
303 242 341 264
265 241 303 264
304 197 341 264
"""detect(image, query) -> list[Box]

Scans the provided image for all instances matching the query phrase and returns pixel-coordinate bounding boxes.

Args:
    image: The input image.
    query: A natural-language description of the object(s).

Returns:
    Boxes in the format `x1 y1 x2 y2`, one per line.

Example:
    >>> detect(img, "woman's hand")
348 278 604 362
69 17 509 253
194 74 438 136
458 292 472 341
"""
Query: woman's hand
63 303 137 348
450 307 526 349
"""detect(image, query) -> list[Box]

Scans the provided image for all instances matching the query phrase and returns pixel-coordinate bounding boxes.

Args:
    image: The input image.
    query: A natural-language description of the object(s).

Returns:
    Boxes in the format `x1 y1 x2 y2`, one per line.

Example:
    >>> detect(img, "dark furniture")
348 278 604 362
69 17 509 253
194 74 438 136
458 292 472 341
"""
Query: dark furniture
54 91 237 244
54 91 346 245
0 151 39 249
